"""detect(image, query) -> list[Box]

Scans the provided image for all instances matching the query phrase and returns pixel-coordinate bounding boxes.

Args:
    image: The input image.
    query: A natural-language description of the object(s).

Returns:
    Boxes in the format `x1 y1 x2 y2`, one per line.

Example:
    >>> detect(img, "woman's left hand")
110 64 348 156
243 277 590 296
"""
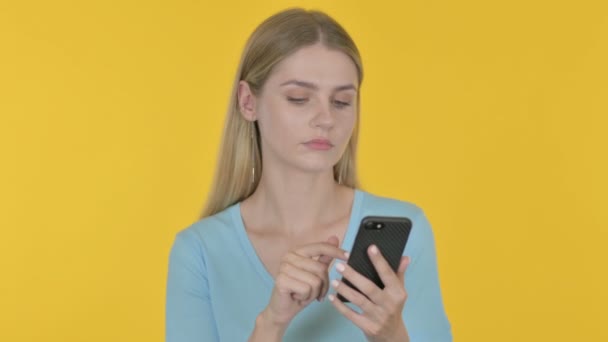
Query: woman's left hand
328 245 411 342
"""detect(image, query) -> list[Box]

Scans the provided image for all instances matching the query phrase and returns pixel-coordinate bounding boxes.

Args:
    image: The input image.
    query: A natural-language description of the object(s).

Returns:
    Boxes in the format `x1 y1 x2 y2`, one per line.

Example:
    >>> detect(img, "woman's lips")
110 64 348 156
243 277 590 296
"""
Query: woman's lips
303 139 334 150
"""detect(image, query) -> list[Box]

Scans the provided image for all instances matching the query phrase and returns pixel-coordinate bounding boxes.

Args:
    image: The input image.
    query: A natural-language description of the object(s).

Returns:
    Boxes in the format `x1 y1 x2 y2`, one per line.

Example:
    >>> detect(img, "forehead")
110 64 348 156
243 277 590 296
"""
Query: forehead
267 43 359 89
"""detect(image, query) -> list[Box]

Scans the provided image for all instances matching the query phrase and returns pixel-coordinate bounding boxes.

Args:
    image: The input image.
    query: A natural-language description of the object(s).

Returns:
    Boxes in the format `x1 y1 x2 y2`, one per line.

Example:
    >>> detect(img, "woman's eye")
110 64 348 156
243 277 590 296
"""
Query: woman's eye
333 100 351 108
287 97 308 105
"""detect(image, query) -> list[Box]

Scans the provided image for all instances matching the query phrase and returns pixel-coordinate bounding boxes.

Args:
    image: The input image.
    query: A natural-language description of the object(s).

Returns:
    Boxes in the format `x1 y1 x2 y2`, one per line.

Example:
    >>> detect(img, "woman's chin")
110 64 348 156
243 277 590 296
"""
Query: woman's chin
294 159 340 174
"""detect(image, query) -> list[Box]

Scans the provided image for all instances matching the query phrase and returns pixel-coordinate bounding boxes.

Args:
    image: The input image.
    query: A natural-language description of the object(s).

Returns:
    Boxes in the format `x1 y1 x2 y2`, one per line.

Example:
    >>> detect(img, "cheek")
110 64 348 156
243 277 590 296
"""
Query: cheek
336 111 357 139
256 100 302 144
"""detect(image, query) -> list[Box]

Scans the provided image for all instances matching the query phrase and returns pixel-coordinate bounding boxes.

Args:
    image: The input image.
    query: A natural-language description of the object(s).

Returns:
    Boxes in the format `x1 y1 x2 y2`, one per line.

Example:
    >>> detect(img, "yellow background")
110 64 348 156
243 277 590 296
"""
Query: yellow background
1 1 606 341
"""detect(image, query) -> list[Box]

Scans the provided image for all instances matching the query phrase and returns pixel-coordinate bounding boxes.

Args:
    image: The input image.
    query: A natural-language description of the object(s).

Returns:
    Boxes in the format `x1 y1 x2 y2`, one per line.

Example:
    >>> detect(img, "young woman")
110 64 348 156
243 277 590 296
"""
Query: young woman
166 8 452 342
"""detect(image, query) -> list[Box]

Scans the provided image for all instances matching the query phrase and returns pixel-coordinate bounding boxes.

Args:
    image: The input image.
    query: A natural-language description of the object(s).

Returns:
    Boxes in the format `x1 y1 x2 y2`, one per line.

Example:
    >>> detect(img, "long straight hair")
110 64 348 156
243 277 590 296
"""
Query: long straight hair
200 8 364 218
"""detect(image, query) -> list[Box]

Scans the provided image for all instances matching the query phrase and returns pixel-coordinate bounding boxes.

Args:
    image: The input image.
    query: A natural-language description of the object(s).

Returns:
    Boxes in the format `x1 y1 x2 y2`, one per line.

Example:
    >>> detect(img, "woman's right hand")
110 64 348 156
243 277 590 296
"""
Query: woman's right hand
256 235 348 335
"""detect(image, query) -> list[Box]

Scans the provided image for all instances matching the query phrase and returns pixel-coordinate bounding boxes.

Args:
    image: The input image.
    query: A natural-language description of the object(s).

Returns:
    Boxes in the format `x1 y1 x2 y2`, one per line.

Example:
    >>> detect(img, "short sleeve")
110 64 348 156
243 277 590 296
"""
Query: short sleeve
403 209 453 341
166 229 219 342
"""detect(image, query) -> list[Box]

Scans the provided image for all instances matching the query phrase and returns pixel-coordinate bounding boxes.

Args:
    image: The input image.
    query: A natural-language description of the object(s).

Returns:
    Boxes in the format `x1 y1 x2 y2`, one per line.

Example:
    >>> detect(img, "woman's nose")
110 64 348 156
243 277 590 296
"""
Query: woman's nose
312 101 335 129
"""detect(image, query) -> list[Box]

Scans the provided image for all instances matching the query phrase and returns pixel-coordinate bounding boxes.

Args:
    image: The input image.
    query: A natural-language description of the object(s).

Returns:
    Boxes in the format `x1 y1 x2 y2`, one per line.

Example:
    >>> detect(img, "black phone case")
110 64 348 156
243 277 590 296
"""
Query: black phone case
338 216 412 302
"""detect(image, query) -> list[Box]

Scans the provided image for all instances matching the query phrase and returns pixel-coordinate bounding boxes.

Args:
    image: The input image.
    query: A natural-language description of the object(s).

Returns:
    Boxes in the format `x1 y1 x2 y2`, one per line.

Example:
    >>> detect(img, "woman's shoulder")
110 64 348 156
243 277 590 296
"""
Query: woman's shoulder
357 188 425 219
173 203 240 248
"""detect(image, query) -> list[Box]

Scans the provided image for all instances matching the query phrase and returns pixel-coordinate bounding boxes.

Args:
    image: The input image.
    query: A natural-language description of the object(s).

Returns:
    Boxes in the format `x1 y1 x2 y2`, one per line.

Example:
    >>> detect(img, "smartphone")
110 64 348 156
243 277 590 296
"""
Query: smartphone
338 216 412 302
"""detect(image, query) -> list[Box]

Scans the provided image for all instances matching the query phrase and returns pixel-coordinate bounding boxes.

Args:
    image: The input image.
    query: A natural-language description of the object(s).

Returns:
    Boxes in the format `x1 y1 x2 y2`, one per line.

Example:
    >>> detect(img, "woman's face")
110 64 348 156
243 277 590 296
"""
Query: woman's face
249 42 359 175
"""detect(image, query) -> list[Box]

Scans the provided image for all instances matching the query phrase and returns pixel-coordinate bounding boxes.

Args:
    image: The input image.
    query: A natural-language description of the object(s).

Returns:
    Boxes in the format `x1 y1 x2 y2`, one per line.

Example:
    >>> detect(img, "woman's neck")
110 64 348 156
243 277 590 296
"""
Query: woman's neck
242 170 352 237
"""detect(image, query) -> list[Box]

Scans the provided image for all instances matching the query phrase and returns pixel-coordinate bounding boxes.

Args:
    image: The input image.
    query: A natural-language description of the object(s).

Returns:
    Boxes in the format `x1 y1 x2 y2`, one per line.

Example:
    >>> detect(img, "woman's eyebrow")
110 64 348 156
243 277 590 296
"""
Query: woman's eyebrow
279 79 357 92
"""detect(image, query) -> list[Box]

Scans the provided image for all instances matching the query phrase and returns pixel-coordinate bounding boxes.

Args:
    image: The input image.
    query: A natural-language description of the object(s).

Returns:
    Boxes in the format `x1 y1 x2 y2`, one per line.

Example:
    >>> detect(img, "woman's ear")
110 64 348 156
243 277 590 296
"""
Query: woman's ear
237 80 257 121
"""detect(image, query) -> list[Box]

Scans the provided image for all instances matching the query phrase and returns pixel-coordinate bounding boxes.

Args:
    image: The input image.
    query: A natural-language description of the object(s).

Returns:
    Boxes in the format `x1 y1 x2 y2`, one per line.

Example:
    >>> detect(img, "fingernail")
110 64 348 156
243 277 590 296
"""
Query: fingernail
328 294 335 302
370 245 378 255
336 263 345 273
331 279 339 288
345 251 350 258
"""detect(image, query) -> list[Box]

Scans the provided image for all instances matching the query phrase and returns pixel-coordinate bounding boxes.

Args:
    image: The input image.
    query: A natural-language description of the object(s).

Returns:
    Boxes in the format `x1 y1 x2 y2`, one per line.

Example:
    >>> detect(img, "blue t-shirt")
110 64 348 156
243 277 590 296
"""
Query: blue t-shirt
166 189 452 341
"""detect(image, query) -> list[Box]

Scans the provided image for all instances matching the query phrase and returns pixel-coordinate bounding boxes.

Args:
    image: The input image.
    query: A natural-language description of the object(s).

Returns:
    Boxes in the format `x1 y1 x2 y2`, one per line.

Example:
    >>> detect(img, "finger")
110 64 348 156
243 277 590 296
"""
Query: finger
328 293 377 334
283 253 329 301
293 239 347 301
296 242 348 261
317 235 340 301
275 273 311 301
285 252 328 277
335 262 383 304
318 235 339 265
367 245 400 289
280 262 323 301
396 256 411 284
331 279 377 315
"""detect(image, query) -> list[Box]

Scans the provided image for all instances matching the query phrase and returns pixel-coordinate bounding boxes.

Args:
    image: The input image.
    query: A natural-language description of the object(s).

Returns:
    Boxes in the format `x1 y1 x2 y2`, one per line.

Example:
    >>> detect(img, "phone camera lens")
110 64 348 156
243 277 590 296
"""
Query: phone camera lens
376 223 384 229
365 221 374 229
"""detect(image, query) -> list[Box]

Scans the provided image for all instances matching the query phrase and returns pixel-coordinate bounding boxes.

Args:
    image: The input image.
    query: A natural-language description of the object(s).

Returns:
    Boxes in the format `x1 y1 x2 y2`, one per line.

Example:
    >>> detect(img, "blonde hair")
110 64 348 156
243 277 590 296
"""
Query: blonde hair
200 8 364 218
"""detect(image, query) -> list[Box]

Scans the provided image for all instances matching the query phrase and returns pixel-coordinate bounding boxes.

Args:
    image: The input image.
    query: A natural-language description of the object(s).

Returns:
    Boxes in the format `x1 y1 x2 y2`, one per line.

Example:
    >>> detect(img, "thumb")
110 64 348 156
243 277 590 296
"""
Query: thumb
326 234 339 247
317 235 339 301
397 256 411 283
318 235 339 265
